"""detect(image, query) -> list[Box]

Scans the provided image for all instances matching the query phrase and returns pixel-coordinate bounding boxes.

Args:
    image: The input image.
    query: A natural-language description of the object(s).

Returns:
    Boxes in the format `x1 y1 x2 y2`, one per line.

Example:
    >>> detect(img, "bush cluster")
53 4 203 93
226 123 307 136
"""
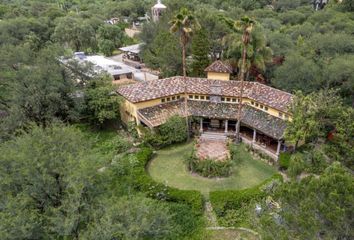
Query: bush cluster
185 151 232 178
130 147 204 214
210 174 283 223
279 152 292 170
244 144 276 164
142 116 187 148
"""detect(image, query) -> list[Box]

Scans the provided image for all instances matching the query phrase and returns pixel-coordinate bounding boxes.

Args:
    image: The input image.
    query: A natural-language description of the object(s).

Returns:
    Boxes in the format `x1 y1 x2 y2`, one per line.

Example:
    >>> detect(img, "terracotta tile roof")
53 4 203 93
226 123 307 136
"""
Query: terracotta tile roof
118 77 184 102
247 82 293 113
138 100 287 139
204 60 233 73
117 77 293 112
137 101 186 127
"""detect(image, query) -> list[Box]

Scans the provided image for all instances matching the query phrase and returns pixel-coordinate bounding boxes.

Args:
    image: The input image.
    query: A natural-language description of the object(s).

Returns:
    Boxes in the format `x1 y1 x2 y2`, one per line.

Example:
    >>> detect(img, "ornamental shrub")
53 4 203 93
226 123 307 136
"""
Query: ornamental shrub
185 151 232 178
142 115 187 148
288 153 306 178
279 152 292 169
158 115 187 145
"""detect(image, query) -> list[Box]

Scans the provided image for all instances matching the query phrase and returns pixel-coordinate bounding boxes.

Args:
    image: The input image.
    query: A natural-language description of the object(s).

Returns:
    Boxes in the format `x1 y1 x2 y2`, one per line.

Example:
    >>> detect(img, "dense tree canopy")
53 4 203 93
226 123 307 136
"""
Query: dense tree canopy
0 1 353 239
0 124 98 239
258 162 354 240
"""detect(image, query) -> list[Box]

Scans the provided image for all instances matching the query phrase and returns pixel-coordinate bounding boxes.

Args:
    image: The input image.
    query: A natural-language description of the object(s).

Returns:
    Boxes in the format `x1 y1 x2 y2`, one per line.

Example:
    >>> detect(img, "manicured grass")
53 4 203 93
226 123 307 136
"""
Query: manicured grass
148 142 277 195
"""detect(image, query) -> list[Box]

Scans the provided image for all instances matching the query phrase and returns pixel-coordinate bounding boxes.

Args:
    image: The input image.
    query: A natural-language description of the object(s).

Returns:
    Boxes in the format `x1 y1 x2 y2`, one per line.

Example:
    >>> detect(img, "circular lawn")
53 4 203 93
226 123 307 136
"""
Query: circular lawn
148 142 277 195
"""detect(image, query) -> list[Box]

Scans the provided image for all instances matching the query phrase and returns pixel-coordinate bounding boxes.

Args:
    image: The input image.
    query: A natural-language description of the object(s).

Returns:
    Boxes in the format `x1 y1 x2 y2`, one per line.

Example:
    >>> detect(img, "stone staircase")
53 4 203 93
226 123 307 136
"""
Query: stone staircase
200 131 227 142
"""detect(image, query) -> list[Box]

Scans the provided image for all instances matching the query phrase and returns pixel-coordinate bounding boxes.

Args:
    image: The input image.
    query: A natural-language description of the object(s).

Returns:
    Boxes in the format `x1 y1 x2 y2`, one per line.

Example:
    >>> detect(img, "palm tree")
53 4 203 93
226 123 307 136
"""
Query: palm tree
170 8 200 77
170 8 199 140
222 16 257 142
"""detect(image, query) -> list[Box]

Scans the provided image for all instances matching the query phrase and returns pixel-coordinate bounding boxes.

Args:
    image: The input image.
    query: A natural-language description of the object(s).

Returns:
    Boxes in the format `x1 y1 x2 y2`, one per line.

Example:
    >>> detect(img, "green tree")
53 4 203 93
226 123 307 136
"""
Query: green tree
341 0 354 11
258 162 354 239
225 25 273 81
83 196 174 240
159 115 187 145
285 90 354 169
195 8 231 61
222 16 256 141
98 39 115 56
84 75 121 126
97 24 125 56
272 53 321 93
0 124 98 239
53 15 98 52
169 7 200 77
0 45 79 138
191 29 210 77
142 30 182 77
324 55 354 106
285 91 319 149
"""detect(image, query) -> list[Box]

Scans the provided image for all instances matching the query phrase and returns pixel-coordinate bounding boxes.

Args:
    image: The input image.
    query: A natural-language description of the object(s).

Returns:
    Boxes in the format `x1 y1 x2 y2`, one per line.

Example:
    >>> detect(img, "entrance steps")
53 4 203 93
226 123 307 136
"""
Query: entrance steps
200 131 227 141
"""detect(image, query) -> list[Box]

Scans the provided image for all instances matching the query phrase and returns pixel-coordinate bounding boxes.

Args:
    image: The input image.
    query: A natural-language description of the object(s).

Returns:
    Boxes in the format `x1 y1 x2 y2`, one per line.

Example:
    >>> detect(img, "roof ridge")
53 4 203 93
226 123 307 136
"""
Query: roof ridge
204 60 233 73
250 81 293 96
117 76 293 111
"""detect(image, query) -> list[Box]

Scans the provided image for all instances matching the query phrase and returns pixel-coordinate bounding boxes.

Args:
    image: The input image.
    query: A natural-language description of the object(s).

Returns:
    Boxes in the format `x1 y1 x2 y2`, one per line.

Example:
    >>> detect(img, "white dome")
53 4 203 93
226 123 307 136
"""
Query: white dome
153 0 167 9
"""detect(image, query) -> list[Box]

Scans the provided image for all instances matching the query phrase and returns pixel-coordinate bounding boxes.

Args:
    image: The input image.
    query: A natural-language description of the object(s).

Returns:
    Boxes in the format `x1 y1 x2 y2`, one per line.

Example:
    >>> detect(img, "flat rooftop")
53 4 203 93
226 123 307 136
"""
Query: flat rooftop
119 43 143 54
84 55 135 76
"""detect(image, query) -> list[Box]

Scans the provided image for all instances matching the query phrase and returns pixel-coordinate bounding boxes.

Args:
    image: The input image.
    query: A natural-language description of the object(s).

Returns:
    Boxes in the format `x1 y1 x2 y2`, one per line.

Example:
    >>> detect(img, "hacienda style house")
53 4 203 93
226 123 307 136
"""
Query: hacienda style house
117 61 293 160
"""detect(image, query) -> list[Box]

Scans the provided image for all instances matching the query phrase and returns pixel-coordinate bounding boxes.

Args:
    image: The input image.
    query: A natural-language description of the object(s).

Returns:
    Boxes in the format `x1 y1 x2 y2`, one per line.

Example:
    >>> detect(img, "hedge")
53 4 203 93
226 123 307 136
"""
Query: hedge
131 147 204 214
209 174 283 218
279 152 292 169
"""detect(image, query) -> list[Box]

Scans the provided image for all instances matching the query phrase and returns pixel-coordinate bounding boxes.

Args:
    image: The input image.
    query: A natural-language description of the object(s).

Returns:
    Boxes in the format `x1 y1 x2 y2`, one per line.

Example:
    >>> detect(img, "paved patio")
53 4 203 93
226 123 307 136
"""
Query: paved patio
196 139 229 161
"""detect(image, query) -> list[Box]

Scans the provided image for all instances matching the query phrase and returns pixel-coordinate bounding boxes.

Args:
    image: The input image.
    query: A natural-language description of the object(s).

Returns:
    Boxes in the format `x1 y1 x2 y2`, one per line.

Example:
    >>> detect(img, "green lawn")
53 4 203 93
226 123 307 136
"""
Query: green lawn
148 142 277 195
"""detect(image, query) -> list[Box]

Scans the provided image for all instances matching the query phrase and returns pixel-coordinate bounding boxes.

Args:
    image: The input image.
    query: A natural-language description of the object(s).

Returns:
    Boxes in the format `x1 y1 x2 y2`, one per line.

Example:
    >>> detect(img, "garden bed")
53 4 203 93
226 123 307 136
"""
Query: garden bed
187 140 232 178
148 142 278 194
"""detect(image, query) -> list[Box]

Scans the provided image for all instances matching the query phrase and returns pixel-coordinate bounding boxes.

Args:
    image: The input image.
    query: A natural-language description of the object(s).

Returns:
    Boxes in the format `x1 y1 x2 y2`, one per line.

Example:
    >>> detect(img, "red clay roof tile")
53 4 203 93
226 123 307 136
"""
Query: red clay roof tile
204 60 233 73
117 77 293 112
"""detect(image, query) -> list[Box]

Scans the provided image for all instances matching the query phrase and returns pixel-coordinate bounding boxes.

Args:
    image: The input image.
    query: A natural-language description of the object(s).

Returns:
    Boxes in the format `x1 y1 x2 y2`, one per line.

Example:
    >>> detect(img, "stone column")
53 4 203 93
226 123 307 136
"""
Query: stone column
276 140 282 156
200 118 203 133
253 129 257 142
224 120 228 133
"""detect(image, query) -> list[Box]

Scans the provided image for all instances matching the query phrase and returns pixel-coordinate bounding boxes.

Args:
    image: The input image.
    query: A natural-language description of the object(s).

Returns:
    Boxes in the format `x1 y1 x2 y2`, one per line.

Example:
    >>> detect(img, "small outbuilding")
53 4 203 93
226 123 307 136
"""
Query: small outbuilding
204 60 233 81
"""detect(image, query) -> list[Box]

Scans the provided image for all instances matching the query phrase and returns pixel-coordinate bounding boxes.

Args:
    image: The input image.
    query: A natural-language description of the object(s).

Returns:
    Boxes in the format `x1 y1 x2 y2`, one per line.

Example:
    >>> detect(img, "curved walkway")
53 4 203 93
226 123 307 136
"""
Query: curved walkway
148 142 277 195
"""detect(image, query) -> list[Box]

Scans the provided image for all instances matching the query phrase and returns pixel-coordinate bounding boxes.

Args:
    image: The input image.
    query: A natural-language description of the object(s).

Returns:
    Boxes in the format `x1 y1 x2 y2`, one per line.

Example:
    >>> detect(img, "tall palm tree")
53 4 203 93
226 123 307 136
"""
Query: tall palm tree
170 8 199 140
170 8 199 77
222 16 257 142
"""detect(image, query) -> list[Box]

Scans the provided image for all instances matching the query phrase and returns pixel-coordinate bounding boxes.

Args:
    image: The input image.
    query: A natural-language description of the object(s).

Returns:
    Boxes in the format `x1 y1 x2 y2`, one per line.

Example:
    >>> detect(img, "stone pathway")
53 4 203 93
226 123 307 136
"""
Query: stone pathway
197 132 229 161
204 197 218 227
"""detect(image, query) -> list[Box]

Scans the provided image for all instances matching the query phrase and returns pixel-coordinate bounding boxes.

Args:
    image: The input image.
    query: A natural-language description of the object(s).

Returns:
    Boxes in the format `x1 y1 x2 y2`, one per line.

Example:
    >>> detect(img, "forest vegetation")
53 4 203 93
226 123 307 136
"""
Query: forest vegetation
0 0 353 239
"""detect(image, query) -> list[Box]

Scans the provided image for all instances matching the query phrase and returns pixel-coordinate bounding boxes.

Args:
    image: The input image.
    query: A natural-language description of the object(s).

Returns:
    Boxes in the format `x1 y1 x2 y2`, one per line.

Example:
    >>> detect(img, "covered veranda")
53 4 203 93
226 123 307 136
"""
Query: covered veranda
197 117 283 160
137 99 287 160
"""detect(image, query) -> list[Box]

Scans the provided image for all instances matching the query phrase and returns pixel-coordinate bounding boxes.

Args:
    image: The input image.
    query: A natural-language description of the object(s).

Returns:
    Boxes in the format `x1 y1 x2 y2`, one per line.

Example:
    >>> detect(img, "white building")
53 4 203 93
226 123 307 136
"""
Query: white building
61 52 158 83
151 0 167 22
79 54 135 81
